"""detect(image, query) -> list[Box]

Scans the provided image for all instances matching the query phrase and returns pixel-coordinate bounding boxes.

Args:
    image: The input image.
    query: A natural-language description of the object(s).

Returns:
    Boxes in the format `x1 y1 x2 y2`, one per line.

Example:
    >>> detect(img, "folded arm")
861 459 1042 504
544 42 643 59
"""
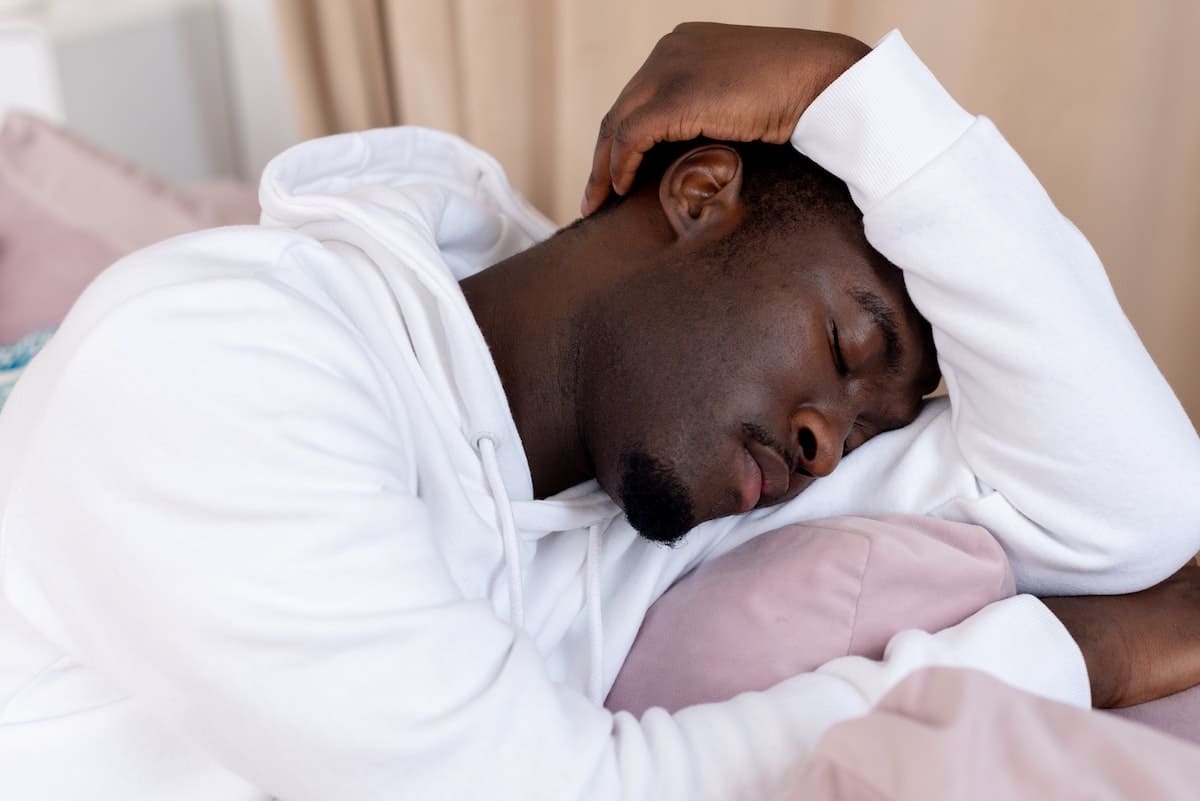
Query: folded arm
584 23 1200 711
790 31 1200 595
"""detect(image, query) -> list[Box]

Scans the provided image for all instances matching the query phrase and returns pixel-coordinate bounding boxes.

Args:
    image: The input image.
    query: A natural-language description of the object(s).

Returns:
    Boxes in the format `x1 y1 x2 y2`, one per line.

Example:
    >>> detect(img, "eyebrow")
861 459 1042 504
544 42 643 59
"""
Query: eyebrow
848 288 904 375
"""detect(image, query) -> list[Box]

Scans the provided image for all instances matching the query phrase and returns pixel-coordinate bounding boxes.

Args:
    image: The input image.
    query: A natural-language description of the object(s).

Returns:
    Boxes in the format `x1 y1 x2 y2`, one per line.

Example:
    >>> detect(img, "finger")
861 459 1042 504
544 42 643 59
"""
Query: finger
607 111 653 197
608 107 685 197
582 111 617 216
608 146 646 202
583 73 667 215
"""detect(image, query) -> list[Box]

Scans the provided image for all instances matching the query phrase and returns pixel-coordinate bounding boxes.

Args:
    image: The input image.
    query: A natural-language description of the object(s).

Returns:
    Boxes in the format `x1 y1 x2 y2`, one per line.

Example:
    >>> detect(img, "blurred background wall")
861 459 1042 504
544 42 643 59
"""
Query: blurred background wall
0 0 299 181
1 0 1197 426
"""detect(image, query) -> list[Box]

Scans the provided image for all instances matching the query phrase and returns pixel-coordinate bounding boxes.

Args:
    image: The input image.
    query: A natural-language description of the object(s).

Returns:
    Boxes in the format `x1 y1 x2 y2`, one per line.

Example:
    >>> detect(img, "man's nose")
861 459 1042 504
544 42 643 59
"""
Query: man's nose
790 407 851 478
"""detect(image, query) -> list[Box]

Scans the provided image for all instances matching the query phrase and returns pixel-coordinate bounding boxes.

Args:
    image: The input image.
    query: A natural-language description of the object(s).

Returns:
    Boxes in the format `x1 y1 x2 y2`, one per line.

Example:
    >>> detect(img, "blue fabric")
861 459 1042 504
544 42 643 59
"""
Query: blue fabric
0 328 56 411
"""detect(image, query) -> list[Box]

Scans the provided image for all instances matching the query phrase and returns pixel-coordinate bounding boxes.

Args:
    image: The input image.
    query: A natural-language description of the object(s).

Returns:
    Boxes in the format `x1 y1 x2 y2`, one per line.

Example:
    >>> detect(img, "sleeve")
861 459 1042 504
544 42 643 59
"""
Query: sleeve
4 249 1086 801
788 31 1200 595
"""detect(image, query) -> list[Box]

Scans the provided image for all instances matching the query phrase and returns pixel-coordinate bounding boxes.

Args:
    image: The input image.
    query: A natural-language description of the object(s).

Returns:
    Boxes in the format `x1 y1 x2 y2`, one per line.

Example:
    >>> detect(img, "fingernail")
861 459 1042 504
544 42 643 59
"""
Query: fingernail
580 191 590 216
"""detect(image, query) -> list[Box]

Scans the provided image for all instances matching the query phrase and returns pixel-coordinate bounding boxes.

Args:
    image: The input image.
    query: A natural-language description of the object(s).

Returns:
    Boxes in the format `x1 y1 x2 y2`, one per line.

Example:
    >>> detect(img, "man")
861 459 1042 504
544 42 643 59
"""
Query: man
0 22 1197 801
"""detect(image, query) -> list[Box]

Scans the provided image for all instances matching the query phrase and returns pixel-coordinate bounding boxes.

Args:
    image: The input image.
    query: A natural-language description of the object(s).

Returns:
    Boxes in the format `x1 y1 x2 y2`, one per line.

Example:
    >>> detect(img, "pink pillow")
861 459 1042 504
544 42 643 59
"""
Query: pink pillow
608 515 1200 746
0 112 259 342
606 515 1015 716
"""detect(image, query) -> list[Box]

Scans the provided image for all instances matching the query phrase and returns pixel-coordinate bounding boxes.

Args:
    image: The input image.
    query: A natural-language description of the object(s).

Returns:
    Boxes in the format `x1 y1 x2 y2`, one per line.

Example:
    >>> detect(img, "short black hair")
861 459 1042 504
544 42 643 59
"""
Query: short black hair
589 138 861 239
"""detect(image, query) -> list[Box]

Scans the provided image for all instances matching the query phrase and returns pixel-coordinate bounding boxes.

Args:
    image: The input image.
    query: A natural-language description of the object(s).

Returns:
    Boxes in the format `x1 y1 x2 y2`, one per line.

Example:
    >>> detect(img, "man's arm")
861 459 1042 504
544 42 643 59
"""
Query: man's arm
788 30 1200 591
1043 564 1200 708
792 32 1200 707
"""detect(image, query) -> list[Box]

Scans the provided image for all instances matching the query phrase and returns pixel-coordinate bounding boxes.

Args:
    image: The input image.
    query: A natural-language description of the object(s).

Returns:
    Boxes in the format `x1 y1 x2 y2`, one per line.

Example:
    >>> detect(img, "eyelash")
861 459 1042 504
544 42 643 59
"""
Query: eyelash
831 323 849 376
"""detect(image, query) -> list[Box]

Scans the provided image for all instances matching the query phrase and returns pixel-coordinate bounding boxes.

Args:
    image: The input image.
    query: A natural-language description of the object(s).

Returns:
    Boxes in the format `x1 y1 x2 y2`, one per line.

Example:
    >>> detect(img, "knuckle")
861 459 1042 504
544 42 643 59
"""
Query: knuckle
612 117 641 147
657 26 688 56
597 110 616 139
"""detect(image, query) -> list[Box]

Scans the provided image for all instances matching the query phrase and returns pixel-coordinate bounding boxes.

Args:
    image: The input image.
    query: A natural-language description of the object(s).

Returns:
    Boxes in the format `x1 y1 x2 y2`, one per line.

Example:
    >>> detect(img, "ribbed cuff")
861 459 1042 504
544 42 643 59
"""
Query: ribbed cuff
790 30 975 211
817 594 1092 711
930 594 1092 709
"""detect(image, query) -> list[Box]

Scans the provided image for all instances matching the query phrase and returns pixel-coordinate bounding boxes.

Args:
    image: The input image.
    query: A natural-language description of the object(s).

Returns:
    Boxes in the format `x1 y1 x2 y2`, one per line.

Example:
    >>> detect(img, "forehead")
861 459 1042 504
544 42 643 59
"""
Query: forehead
751 219 938 386
739 214 902 302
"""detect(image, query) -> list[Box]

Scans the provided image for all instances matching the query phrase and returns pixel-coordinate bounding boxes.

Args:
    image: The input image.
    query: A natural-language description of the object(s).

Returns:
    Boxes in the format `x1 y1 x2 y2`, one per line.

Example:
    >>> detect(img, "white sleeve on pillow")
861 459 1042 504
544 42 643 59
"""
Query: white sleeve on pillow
786 31 1200 596
622 593 1088 801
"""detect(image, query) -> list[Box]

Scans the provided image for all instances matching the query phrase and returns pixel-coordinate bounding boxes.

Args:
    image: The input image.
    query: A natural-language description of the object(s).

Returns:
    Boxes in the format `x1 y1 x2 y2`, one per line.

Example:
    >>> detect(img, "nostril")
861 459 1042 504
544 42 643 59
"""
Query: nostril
798 428 818 462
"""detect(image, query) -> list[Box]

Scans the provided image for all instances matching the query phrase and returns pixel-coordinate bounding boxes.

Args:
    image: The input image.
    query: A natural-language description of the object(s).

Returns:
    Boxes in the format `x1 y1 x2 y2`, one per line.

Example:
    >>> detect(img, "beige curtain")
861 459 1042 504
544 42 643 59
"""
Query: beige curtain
275 0 1200 427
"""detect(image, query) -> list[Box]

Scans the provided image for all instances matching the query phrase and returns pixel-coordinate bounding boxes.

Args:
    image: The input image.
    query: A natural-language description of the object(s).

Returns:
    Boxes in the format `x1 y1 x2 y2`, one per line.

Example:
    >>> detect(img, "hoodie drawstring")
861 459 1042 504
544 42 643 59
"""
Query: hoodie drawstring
585 522 604 703
475 433 607 704
476 435 524 628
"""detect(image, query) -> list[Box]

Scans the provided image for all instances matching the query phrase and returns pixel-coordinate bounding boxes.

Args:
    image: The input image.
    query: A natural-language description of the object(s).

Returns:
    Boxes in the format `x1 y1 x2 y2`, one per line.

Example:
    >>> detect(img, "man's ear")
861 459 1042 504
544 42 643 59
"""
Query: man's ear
659 145 744 240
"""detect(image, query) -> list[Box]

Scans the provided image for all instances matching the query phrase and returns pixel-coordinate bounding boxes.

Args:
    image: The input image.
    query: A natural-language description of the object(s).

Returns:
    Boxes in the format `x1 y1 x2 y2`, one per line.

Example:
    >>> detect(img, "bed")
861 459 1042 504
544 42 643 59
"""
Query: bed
2 104 1198 799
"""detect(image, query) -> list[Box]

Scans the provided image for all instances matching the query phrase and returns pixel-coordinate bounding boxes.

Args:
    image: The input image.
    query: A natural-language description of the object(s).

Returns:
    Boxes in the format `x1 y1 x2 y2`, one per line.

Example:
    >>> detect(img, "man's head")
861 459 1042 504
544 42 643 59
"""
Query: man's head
567 140 940 545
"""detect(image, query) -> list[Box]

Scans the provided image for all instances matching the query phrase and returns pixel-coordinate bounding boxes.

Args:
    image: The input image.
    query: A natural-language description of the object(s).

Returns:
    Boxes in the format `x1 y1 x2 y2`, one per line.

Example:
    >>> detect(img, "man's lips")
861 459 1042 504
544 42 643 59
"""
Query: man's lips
745 438 791 505
738 448 763 513
739 439 792 513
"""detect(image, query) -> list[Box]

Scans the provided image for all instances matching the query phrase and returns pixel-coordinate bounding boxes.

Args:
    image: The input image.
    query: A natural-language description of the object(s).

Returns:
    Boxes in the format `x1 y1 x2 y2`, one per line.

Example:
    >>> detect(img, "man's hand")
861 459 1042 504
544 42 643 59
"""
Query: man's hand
581 23 870 215
1043 563 1200 708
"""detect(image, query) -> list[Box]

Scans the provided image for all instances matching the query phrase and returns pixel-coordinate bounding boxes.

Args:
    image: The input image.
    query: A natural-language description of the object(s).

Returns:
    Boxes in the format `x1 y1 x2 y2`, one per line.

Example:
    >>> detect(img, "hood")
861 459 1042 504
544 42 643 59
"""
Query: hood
258 126 553 499
256 126 616 532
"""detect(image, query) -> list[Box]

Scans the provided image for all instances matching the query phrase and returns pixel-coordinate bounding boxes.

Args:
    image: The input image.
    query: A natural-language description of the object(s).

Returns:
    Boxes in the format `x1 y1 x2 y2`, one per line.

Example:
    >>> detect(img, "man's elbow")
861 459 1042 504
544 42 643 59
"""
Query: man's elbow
1106 462 1200 590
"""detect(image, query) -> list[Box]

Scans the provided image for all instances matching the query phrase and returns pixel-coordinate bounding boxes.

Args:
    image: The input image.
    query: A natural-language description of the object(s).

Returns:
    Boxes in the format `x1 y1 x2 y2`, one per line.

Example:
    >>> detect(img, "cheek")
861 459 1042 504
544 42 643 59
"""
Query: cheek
582 266 818 506
641 375 791 520
654 433 749 522
591 371 767 519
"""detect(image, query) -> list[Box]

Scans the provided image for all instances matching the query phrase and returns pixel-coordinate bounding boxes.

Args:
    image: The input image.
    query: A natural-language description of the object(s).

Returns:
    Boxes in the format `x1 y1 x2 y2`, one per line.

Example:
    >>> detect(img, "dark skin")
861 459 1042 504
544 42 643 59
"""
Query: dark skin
1043 566 1200 708
580 24 871 215
572 21 1200 710
462 145 938 540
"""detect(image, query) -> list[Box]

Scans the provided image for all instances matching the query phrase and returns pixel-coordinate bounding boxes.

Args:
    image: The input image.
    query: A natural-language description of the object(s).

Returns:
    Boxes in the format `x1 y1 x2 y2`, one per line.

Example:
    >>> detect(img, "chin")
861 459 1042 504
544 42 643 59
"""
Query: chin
762 476 817 508
615 450 698 546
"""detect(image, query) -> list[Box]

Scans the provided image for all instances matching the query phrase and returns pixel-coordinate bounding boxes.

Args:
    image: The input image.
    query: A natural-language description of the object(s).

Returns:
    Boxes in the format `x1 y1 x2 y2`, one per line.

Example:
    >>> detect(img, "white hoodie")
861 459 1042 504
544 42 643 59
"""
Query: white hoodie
1 31 1198 801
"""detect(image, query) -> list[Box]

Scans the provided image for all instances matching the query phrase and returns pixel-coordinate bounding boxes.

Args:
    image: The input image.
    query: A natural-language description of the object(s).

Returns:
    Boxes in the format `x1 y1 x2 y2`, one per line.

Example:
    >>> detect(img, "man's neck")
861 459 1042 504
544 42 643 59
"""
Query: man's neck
460 228 595 498
459 201 669 498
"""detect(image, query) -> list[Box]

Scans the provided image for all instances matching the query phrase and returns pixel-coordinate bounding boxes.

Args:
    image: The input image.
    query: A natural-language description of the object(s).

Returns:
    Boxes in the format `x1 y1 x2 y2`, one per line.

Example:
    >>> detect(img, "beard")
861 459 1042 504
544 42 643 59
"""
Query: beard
616 450 697 546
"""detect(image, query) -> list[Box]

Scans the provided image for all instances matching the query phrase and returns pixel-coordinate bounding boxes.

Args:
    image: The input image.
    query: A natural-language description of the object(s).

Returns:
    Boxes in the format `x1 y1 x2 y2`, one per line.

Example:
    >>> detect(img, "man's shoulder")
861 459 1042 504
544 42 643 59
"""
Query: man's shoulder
12 226 394 435
48 224 395 374
0 225 412 497
70 225 320 323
